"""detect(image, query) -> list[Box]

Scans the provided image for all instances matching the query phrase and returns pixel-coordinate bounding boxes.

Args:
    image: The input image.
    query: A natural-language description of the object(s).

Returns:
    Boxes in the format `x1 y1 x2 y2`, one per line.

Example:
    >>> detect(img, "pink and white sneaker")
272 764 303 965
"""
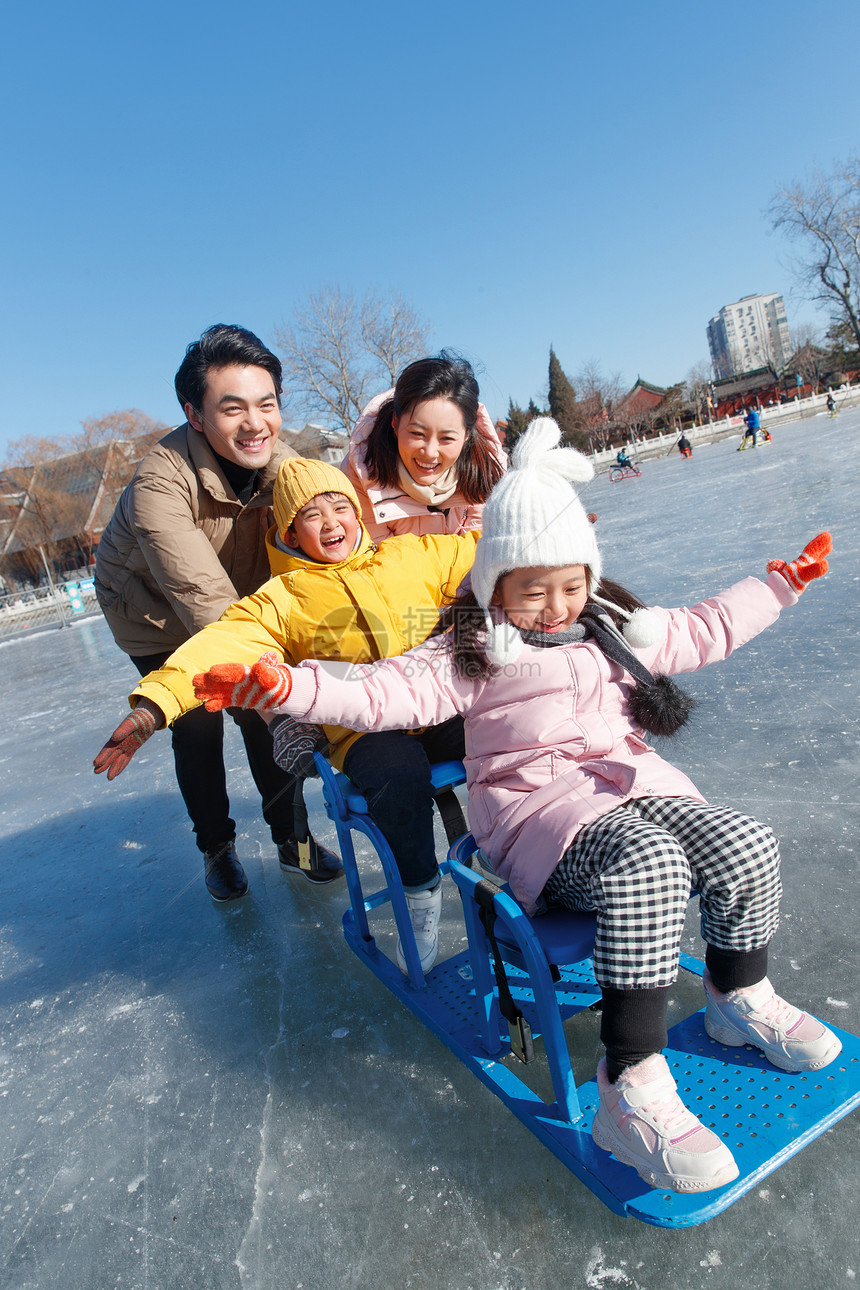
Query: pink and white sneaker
703 970 842 1072
592 1054 739 1193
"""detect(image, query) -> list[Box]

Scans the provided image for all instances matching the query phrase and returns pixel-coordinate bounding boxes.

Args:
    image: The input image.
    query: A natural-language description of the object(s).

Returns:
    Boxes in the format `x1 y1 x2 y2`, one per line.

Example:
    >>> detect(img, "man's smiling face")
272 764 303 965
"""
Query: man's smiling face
185 363 281 467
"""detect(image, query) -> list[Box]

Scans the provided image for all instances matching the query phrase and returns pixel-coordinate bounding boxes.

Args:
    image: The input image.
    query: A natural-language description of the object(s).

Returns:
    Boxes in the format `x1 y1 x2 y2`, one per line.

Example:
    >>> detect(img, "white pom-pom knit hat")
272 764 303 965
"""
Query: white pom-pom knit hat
471 417 662 666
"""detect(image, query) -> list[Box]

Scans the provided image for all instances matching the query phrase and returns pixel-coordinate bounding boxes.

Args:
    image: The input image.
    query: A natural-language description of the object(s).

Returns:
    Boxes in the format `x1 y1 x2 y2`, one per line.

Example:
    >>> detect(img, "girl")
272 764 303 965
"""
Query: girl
194 418 840 1196
342 352 506 541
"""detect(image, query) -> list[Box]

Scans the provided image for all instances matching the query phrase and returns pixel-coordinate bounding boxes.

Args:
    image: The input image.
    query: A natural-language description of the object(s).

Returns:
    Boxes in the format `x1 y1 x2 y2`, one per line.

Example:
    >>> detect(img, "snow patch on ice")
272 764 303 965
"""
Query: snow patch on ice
586 1245 641 1287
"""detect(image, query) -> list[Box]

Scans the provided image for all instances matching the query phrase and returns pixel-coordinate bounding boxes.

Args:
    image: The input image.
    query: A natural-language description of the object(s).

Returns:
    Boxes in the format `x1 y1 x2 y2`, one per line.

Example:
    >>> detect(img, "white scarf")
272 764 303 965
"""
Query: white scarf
397 459 459 507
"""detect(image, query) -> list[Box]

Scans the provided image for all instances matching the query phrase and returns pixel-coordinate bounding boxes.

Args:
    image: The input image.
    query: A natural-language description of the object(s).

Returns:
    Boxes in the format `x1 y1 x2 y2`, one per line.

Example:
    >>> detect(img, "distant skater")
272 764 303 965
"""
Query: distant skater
677 434 692 458
738 408 760 450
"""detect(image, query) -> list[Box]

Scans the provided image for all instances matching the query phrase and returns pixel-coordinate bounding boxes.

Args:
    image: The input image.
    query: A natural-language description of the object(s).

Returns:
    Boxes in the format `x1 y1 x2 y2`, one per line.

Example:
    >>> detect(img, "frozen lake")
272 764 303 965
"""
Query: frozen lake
1 410 858 1288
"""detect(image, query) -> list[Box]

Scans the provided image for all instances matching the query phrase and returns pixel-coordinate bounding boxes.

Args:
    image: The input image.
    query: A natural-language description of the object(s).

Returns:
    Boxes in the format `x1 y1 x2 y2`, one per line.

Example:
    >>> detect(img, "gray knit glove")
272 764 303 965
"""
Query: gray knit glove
270 713 329 778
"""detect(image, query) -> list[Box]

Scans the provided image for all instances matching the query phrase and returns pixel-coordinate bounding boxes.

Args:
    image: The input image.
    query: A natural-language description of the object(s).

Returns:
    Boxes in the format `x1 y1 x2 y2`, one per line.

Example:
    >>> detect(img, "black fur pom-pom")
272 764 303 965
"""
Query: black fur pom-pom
629 674 697 737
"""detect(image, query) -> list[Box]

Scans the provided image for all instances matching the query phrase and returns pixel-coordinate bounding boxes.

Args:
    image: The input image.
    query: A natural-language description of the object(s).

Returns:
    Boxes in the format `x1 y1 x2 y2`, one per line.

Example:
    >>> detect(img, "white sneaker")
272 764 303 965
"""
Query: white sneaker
703 970 842 1072
592 1055 739 1193
395 885 442 976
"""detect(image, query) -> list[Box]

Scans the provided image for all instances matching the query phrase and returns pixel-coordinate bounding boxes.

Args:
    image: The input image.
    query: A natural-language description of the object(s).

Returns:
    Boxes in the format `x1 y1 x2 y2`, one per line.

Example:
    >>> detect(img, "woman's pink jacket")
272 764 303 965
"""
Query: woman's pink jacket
278 572 797 912
341 390 507 541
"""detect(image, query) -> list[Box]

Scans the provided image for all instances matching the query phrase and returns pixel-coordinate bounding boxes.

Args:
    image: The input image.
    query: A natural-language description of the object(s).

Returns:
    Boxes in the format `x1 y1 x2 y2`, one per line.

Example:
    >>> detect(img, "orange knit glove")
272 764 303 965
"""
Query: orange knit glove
767 532 832 592
193 652 293 712
93 699 164 780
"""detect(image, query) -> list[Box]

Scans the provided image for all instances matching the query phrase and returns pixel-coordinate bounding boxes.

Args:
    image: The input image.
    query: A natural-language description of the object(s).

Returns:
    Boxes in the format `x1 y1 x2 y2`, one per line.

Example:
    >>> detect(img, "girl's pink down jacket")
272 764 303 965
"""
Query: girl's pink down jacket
273 572 797 913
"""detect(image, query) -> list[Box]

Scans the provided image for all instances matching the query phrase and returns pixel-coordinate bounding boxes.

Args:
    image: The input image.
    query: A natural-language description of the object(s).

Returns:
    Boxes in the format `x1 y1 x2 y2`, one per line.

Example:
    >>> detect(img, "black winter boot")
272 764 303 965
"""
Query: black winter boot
277 837 344 884
204 841 249 902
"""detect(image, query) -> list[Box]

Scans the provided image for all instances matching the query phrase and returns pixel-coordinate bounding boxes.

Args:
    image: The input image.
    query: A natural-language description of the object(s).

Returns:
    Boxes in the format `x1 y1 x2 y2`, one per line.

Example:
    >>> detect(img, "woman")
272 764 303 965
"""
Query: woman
341 351 506 540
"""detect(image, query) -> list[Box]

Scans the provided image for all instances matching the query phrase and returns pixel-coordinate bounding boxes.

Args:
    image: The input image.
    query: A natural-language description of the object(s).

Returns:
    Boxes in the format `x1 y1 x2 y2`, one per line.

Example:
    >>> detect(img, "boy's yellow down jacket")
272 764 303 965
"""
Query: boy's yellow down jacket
131 525 479 769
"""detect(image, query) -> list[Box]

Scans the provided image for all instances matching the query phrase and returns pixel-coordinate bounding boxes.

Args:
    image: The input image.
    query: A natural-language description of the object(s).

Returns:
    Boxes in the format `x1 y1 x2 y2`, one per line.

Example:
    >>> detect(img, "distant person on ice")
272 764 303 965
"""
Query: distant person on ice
677 433 692 457
615 447 633 468
739 407 760 450
192 418 839 1196
94 325 343 903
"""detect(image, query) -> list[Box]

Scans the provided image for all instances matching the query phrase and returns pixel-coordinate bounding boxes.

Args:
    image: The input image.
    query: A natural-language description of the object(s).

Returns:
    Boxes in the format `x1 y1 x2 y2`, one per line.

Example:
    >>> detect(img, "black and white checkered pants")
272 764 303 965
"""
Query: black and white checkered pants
541 797 782 989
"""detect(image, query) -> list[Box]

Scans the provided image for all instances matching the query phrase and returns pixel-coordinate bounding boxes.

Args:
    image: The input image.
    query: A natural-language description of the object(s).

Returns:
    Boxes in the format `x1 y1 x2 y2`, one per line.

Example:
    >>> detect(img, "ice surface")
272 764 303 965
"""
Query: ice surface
0 411 858 1288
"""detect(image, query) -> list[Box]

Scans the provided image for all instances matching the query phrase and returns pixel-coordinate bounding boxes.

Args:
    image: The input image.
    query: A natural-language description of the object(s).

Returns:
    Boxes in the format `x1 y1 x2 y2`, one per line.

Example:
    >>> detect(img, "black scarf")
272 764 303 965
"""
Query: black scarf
521 607 696 737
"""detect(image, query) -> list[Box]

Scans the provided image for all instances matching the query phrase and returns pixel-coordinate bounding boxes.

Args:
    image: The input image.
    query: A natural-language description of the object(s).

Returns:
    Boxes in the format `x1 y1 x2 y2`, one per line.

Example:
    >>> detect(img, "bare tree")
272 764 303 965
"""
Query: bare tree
75 410 167 512
274 287 431 433
684 360 713 424
1 409 165 472
770 155 860 352
360 291 431 385
573 359 625 451
77 409 166 452
0 410 168 585
2 435 69 468
788 324 828 393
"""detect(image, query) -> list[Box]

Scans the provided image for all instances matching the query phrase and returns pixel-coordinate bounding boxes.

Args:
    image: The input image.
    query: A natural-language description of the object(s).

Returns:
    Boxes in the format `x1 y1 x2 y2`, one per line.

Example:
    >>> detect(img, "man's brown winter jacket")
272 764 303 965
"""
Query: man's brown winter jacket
95 423 295 656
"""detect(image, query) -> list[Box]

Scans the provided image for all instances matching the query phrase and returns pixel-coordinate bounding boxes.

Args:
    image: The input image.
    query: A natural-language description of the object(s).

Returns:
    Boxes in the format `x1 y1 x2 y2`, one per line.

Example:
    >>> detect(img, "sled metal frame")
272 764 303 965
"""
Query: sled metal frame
313 754 860 1228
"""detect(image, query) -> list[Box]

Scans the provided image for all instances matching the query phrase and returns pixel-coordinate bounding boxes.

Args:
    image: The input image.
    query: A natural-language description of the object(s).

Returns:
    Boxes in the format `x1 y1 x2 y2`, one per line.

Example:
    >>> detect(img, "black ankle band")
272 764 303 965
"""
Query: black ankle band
705 944 769 993
600 986 670 1082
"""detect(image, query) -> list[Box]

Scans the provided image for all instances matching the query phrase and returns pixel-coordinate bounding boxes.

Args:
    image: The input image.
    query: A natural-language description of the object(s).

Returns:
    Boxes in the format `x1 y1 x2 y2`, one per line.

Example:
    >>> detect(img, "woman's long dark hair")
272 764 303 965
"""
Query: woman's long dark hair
362 351 504 503
429 574 647 680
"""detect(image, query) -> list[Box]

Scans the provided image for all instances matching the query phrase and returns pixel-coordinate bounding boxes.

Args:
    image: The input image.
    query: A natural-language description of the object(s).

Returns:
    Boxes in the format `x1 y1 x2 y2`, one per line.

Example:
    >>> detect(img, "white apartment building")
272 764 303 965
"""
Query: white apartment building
707 293 792 379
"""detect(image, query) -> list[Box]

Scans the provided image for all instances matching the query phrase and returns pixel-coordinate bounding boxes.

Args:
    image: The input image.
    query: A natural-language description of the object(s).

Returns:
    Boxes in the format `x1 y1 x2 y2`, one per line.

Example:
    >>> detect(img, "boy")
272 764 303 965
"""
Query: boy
95 457 479 971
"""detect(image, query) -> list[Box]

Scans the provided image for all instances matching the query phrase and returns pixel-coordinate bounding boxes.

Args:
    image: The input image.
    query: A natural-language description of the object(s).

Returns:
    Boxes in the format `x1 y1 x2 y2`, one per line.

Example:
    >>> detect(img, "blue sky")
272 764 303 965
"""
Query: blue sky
1 0 858 455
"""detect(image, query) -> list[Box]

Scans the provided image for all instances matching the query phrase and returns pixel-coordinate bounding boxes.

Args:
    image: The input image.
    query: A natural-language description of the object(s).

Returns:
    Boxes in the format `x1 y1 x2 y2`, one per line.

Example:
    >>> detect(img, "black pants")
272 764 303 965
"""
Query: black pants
343 717 466 890
131 652 298 854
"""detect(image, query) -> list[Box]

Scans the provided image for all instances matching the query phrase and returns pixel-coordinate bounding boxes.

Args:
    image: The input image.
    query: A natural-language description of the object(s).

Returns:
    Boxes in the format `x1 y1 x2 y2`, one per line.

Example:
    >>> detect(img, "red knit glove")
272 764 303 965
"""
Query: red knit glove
767 532 832 592
93 700 163 780
193 652 293 712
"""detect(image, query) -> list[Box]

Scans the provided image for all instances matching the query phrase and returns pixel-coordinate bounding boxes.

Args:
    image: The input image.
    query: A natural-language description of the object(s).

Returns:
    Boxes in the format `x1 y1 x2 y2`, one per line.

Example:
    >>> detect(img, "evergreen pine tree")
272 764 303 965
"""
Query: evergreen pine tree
504 398 546 453
547 348 589 452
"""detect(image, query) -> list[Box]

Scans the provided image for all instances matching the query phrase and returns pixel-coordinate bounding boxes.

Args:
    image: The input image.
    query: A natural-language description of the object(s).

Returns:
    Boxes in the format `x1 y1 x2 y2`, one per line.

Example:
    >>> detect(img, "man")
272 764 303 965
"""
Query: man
94 324 342 902
739 408 760 450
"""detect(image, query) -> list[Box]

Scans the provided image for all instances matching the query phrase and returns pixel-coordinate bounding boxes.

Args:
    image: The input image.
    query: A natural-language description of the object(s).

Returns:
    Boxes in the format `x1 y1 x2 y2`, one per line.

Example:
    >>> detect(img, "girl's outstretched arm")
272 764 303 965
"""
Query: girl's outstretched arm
637 532 832 678
193 639 471 735
766 531 831 591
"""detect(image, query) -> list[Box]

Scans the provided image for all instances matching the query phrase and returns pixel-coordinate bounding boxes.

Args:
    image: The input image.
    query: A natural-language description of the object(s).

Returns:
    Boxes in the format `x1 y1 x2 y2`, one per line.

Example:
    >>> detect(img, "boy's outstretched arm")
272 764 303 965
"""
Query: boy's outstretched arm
767 531 831 592
193 652 292 713
93 697 166 780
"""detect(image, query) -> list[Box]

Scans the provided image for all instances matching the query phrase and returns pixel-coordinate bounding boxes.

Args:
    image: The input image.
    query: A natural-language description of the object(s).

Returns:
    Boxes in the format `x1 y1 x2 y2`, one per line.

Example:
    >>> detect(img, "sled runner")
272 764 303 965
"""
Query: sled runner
312 754 860 1228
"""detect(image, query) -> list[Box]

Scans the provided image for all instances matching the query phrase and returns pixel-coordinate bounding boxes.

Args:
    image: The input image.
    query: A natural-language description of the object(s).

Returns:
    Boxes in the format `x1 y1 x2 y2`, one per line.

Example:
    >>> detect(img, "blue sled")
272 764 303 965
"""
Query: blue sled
313 753 860 1228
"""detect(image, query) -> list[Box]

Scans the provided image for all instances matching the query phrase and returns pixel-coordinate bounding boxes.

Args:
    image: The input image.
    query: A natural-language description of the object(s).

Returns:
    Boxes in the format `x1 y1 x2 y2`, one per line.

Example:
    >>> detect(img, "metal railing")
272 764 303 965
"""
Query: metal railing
0 574 102 640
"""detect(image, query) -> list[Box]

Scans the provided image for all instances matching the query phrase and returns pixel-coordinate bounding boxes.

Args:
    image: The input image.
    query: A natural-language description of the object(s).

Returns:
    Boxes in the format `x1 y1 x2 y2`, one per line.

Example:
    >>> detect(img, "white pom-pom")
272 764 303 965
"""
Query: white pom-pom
512 418 595 484
512 418 561 466
622 608 662 649
485 620 524 666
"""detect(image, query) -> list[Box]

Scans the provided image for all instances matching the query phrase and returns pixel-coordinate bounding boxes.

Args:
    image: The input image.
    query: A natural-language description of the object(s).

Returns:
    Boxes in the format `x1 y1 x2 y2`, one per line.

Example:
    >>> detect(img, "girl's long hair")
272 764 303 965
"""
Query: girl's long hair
429 575 647 680
363 351 504 503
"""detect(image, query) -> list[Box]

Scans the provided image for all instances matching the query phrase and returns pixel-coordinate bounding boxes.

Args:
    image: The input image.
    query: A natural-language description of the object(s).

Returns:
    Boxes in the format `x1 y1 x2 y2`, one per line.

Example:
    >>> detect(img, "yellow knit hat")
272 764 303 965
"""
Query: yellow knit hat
273 456 362 538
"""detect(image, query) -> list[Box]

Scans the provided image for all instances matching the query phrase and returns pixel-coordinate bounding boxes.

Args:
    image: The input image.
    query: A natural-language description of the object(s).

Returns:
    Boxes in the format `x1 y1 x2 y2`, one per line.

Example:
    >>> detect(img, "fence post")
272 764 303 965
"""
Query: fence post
38 544 68 628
